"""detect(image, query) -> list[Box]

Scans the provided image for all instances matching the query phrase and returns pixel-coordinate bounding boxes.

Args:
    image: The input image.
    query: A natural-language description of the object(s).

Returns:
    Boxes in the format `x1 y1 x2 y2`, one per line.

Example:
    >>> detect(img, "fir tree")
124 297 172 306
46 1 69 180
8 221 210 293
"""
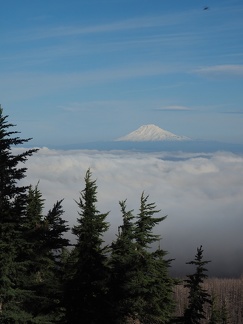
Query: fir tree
109 193 175 323
23 184 70 322
134 192 175 323
209 294 221 324
43 199 70 322
64 169 110 324
108 200 138 323
183 245 211 324
220 298 229 324
44 199 70 253
135 192 166 249
0 106 37 322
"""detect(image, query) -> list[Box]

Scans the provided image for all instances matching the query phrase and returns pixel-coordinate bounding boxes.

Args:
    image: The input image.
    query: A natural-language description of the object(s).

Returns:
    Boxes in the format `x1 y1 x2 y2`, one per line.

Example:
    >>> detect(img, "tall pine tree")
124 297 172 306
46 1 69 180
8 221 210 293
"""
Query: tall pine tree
134 192 175 323
109 193 175 323
64 169 110 324
183 245 211 324
23 184 70 322
0 108 69 322
0 106 38 322
108 200 138 323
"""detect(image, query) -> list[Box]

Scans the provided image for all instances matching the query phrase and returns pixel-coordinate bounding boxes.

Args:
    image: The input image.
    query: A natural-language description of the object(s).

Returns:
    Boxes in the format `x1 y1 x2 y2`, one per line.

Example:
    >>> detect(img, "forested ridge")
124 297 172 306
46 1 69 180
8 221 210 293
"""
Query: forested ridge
1 108 242 323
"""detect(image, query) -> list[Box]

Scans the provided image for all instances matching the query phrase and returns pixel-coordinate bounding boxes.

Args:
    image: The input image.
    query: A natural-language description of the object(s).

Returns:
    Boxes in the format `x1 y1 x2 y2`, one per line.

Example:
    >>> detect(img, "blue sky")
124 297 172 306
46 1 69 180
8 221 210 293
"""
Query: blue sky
1 0 243 146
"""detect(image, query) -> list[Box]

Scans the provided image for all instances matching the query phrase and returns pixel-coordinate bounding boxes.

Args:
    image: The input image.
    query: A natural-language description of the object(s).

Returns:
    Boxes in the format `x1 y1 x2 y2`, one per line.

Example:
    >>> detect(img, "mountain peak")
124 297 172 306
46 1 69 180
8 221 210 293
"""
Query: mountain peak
116 124 190 142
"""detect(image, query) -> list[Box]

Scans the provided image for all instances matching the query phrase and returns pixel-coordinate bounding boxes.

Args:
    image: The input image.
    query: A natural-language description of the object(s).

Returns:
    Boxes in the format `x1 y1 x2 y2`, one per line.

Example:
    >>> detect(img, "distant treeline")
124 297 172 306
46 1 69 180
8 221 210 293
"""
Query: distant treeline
1 107 242 323
174 277 243 324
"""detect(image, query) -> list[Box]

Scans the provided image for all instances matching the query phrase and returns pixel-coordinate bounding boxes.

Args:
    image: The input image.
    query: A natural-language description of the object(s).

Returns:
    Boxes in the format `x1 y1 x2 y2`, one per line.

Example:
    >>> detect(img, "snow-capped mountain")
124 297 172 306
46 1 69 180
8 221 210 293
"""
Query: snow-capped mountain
116 124 190 142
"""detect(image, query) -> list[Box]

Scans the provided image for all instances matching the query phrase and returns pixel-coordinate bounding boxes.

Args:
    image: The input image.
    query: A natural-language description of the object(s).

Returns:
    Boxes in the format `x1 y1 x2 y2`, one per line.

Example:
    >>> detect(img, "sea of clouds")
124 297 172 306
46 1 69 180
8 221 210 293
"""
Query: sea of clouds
16 147 243 278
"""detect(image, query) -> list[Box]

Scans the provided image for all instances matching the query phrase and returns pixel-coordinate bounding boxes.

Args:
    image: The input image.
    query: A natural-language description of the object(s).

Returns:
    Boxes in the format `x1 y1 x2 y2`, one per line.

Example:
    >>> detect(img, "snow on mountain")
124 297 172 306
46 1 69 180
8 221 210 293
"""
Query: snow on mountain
116 124 190 142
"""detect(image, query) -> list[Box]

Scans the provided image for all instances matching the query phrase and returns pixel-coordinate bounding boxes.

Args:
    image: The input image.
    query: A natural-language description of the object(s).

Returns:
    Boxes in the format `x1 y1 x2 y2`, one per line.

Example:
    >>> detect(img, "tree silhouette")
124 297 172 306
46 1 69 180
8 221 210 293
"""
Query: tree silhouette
183 246 211 324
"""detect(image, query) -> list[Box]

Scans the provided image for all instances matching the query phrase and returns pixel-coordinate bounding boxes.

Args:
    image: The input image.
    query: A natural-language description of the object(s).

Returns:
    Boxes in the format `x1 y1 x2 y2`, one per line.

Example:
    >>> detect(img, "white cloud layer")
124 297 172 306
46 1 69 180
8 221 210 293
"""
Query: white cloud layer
17 147 243 277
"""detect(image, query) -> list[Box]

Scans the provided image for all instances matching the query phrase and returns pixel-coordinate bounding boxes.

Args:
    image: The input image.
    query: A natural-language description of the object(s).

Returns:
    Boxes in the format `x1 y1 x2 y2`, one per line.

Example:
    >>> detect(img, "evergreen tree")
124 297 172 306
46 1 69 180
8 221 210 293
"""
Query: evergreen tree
0 106 38 322
23 184 70 322
23 183 49 321
135 192 166 249
183 245 211 324
209 294 221 324
108 200 138 323
64 169 110 324
220 298 229 324
43 199 70 322
109 193 175 323
134 192 175 323
209 294 230 324
44 199 70 253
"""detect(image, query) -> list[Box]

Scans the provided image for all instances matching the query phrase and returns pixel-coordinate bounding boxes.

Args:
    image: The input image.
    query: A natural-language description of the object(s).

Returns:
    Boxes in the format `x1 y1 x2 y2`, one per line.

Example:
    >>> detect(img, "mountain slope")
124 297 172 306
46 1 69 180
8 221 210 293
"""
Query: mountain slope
116 124 190 142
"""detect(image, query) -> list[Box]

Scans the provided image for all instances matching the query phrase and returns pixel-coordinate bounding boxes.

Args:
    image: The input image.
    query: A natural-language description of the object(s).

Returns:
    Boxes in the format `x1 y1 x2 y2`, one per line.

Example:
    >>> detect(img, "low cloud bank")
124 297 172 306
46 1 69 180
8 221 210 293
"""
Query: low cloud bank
17 147 243 277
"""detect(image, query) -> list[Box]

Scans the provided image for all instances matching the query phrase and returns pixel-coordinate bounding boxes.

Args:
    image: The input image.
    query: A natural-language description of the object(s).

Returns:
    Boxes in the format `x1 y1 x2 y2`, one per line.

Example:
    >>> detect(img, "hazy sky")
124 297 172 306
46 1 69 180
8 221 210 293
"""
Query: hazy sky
1 0 243 145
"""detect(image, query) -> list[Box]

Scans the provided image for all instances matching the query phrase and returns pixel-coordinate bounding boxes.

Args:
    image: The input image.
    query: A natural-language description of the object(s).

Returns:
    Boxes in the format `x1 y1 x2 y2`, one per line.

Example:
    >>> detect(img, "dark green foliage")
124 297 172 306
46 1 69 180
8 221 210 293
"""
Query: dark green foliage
209 294 221 324
183 246 211 324
220 298 229 324
209 294 230 324
23 184 70 322
0 108 37 212
109 194 175 323
0 107 38 322
43 200 70 321
141 249 176 323
135 192 167 249
108 200 138 323
44 199 70 252
64 169 110 324
0 108 70 322
134 193 175 323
